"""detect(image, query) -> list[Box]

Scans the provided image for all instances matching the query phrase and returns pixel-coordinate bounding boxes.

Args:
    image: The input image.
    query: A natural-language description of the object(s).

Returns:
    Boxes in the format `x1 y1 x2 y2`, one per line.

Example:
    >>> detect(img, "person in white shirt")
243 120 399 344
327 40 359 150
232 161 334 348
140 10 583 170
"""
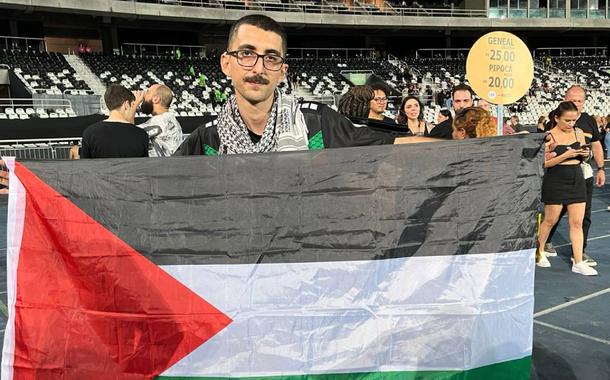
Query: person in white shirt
138 84 183 157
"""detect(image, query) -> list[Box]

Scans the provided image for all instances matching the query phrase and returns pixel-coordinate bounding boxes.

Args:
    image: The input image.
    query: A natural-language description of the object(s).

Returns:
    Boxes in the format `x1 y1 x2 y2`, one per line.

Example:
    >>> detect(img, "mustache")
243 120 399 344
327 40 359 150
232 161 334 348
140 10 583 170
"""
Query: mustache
244 75 270 85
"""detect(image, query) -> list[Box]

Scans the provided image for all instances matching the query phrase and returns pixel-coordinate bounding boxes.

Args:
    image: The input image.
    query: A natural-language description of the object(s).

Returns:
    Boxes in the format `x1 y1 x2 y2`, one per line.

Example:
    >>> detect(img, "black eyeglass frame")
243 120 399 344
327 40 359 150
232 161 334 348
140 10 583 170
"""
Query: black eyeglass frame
225 50 286 71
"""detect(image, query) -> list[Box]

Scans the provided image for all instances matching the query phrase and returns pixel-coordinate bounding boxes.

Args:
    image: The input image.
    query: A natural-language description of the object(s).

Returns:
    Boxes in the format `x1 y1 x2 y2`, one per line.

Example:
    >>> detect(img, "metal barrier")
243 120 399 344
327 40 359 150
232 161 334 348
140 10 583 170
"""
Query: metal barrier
121 43 207 57
0 138 80 160
288 48 375 59
534 46 608 58
0 97 74 111
0 36 46 52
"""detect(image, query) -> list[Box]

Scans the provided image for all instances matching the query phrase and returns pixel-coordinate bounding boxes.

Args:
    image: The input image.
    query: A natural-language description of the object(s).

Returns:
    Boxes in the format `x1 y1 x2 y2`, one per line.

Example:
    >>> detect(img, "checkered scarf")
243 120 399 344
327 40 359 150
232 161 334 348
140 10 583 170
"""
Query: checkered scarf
217 90 309 155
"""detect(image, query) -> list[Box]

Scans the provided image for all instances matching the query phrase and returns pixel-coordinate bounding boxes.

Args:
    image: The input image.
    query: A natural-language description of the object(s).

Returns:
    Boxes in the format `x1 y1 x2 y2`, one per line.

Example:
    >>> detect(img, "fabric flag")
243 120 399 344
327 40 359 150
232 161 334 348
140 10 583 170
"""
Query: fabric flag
2 135 543 380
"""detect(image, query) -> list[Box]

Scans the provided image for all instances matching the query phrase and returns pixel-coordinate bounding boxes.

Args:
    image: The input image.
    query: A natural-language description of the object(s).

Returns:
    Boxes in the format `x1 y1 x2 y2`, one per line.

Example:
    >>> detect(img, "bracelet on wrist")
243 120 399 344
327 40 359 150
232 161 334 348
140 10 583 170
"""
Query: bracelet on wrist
597 167 605 171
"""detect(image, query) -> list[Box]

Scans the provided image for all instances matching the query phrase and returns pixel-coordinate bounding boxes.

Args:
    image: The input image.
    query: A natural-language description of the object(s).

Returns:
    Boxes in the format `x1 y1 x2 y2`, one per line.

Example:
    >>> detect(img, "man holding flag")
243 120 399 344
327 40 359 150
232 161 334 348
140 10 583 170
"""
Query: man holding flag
1 14 540 380
177 15 427 156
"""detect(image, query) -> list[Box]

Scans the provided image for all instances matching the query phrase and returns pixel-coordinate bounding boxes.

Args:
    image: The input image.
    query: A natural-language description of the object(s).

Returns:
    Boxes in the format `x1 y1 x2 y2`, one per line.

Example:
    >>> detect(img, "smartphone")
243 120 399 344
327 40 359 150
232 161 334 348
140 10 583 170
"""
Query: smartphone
581 144 591 149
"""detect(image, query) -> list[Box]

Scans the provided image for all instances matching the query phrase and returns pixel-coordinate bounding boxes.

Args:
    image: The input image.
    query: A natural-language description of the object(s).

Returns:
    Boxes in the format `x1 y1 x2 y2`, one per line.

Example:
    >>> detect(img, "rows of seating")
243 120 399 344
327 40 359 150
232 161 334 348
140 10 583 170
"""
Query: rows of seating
289 58 407 97
404 55 610 125
5 48 610 127
0 107 77 120
80 53 231 116
1 49 91 95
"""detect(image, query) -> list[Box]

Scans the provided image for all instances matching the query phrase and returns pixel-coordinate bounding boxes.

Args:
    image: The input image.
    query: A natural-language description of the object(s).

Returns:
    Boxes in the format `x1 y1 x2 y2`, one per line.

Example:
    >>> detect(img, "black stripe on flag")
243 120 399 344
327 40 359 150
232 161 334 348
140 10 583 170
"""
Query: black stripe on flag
22 135 544 265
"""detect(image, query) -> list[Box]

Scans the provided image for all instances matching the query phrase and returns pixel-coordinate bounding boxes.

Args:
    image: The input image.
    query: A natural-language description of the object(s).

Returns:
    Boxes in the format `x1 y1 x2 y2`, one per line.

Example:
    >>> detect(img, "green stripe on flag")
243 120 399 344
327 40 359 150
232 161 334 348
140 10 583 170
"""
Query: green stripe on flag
157 356 530 380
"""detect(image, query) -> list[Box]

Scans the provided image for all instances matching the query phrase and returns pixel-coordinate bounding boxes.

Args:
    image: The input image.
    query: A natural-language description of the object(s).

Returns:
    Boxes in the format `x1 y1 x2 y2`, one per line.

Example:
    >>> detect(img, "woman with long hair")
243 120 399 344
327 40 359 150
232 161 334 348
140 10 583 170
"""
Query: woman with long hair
537 101 597 275
396 96 431 136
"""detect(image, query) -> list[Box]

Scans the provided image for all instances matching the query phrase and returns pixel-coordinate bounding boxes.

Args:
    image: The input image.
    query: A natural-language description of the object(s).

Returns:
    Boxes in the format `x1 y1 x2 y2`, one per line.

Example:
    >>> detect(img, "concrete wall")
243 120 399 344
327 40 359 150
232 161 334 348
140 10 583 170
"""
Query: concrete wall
0 0 609 29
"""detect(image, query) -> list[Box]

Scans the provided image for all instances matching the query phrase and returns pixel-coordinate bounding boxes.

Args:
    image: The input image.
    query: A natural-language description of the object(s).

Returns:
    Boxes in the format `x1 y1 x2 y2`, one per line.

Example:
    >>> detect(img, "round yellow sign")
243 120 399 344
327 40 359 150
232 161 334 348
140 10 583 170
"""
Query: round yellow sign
466 31 534 105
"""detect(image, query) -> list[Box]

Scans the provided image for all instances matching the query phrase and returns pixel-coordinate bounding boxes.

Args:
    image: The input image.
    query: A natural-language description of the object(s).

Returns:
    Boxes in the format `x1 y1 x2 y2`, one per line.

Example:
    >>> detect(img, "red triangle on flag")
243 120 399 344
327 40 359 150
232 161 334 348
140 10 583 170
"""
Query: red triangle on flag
10 163 232 380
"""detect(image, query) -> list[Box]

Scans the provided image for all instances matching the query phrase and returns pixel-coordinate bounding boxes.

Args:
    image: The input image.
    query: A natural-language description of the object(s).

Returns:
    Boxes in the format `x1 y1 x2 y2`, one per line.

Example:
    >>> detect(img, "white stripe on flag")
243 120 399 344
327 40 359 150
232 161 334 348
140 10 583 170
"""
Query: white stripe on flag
160 249 534 377
2 158 26 380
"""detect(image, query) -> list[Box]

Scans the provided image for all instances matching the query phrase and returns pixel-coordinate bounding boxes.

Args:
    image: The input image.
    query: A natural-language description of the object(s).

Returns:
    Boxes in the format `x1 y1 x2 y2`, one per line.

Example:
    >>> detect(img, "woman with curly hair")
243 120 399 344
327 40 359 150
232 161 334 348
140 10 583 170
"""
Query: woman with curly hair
451 107 497 139
337 85 375 120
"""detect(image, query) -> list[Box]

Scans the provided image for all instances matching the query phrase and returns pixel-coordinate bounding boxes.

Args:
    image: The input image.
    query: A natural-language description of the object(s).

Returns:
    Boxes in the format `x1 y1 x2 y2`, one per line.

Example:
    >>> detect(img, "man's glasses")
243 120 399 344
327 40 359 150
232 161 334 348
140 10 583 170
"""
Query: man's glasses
373 97 388 103
226 50 285 71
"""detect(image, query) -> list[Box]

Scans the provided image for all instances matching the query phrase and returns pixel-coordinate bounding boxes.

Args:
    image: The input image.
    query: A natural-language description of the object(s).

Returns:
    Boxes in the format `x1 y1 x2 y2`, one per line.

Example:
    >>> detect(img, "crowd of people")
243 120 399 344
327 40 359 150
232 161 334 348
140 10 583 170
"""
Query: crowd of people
49 15 608 277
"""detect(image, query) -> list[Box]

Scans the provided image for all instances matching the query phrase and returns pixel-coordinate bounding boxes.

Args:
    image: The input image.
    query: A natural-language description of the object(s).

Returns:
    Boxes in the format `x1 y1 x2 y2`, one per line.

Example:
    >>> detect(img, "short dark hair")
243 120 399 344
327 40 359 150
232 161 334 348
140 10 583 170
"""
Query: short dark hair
104 84 135 111
439 108 452 119
227 15 287 56
451 84 474 100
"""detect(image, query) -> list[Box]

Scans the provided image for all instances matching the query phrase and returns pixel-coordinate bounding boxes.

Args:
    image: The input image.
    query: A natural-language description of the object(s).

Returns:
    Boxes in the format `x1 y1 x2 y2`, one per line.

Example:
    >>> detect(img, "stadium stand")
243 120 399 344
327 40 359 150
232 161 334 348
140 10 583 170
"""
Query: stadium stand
1 49 92 95
80 53 230 116
4 44 610 127
402 50 610 125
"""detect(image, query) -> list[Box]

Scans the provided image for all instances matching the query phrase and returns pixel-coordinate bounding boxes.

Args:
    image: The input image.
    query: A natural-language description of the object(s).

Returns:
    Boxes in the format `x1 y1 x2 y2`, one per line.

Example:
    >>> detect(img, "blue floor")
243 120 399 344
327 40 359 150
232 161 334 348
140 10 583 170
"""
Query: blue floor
0 179 608 379
532 182 610 380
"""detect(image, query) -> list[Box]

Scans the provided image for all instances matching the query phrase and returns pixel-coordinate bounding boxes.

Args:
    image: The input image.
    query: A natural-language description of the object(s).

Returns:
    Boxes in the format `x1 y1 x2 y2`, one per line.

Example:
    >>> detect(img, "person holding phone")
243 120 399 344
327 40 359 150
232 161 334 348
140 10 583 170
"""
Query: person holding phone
543 85 605 264
537 101 597 275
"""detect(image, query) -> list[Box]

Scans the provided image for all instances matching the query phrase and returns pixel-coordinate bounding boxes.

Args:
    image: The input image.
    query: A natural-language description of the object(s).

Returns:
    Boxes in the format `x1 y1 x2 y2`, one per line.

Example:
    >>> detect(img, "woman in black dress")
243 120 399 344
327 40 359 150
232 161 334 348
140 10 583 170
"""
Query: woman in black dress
537 101 597 276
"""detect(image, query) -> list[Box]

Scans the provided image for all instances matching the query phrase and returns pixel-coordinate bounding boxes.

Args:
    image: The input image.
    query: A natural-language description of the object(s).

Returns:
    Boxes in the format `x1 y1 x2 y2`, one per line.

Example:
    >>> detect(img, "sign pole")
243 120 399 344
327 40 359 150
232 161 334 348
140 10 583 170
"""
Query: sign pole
497 105 503 136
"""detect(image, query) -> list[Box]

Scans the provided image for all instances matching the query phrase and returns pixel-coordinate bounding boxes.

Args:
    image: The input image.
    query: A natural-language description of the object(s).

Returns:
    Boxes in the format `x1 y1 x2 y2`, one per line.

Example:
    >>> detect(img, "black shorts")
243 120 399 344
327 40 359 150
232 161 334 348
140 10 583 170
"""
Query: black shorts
541 165 587 205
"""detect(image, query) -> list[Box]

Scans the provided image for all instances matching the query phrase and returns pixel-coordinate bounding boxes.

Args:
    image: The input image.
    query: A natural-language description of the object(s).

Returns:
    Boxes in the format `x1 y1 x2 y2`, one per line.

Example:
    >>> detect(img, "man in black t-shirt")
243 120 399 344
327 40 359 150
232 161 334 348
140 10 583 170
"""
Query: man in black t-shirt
545 85 606 265
177 15 419 157
81 85 149 159
427 84 475 140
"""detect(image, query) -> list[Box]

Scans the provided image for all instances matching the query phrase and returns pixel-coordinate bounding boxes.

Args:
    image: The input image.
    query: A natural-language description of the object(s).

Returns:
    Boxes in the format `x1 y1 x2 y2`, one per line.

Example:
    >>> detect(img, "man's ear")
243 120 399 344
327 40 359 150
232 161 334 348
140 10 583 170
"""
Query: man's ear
279 63 288 82
220 52 231 77
152 94 161 104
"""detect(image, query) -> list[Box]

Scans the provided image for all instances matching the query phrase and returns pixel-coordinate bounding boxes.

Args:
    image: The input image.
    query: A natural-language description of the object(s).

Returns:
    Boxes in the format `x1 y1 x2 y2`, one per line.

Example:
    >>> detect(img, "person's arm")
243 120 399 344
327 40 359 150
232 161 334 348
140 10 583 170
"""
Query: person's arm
592 140 605 187
394 136 439 144
174 125 207 155
313 105 395 148
544 146 584 168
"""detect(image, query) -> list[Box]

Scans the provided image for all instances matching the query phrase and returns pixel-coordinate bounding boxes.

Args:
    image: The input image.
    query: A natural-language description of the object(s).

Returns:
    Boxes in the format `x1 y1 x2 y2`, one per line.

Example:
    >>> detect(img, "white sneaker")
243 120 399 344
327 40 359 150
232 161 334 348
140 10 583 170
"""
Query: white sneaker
543 242 557 257
572 262 598 276
570 256 597 267
536 252 551 268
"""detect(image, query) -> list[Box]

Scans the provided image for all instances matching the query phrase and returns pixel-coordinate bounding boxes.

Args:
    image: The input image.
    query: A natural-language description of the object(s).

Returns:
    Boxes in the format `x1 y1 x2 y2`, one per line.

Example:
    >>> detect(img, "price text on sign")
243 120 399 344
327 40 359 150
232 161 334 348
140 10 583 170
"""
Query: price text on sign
466 31 534 105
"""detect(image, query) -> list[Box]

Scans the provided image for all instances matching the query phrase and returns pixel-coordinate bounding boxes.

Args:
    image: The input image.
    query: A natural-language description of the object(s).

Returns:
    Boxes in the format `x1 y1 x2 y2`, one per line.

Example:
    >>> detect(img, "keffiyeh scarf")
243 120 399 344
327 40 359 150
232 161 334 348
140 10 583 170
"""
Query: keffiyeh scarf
216 90 308 154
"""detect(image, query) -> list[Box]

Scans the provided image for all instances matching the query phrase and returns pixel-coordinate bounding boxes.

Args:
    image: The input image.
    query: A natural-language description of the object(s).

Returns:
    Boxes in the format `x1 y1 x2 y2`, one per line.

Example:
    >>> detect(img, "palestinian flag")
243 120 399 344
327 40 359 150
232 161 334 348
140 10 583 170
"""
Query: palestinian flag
2 136 543 380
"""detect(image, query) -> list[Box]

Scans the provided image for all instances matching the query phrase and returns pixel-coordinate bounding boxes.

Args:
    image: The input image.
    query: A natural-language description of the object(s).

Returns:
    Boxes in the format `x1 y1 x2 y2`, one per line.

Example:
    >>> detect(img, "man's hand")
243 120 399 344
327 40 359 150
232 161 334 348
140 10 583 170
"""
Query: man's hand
596 169 605 187
133 90 145 106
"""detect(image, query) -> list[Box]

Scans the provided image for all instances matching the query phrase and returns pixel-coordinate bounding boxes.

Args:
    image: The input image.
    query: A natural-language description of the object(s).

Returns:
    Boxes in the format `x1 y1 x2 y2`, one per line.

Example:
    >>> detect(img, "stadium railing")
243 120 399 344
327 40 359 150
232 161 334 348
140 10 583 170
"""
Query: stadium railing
118 0 489 17
0 138 78 160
